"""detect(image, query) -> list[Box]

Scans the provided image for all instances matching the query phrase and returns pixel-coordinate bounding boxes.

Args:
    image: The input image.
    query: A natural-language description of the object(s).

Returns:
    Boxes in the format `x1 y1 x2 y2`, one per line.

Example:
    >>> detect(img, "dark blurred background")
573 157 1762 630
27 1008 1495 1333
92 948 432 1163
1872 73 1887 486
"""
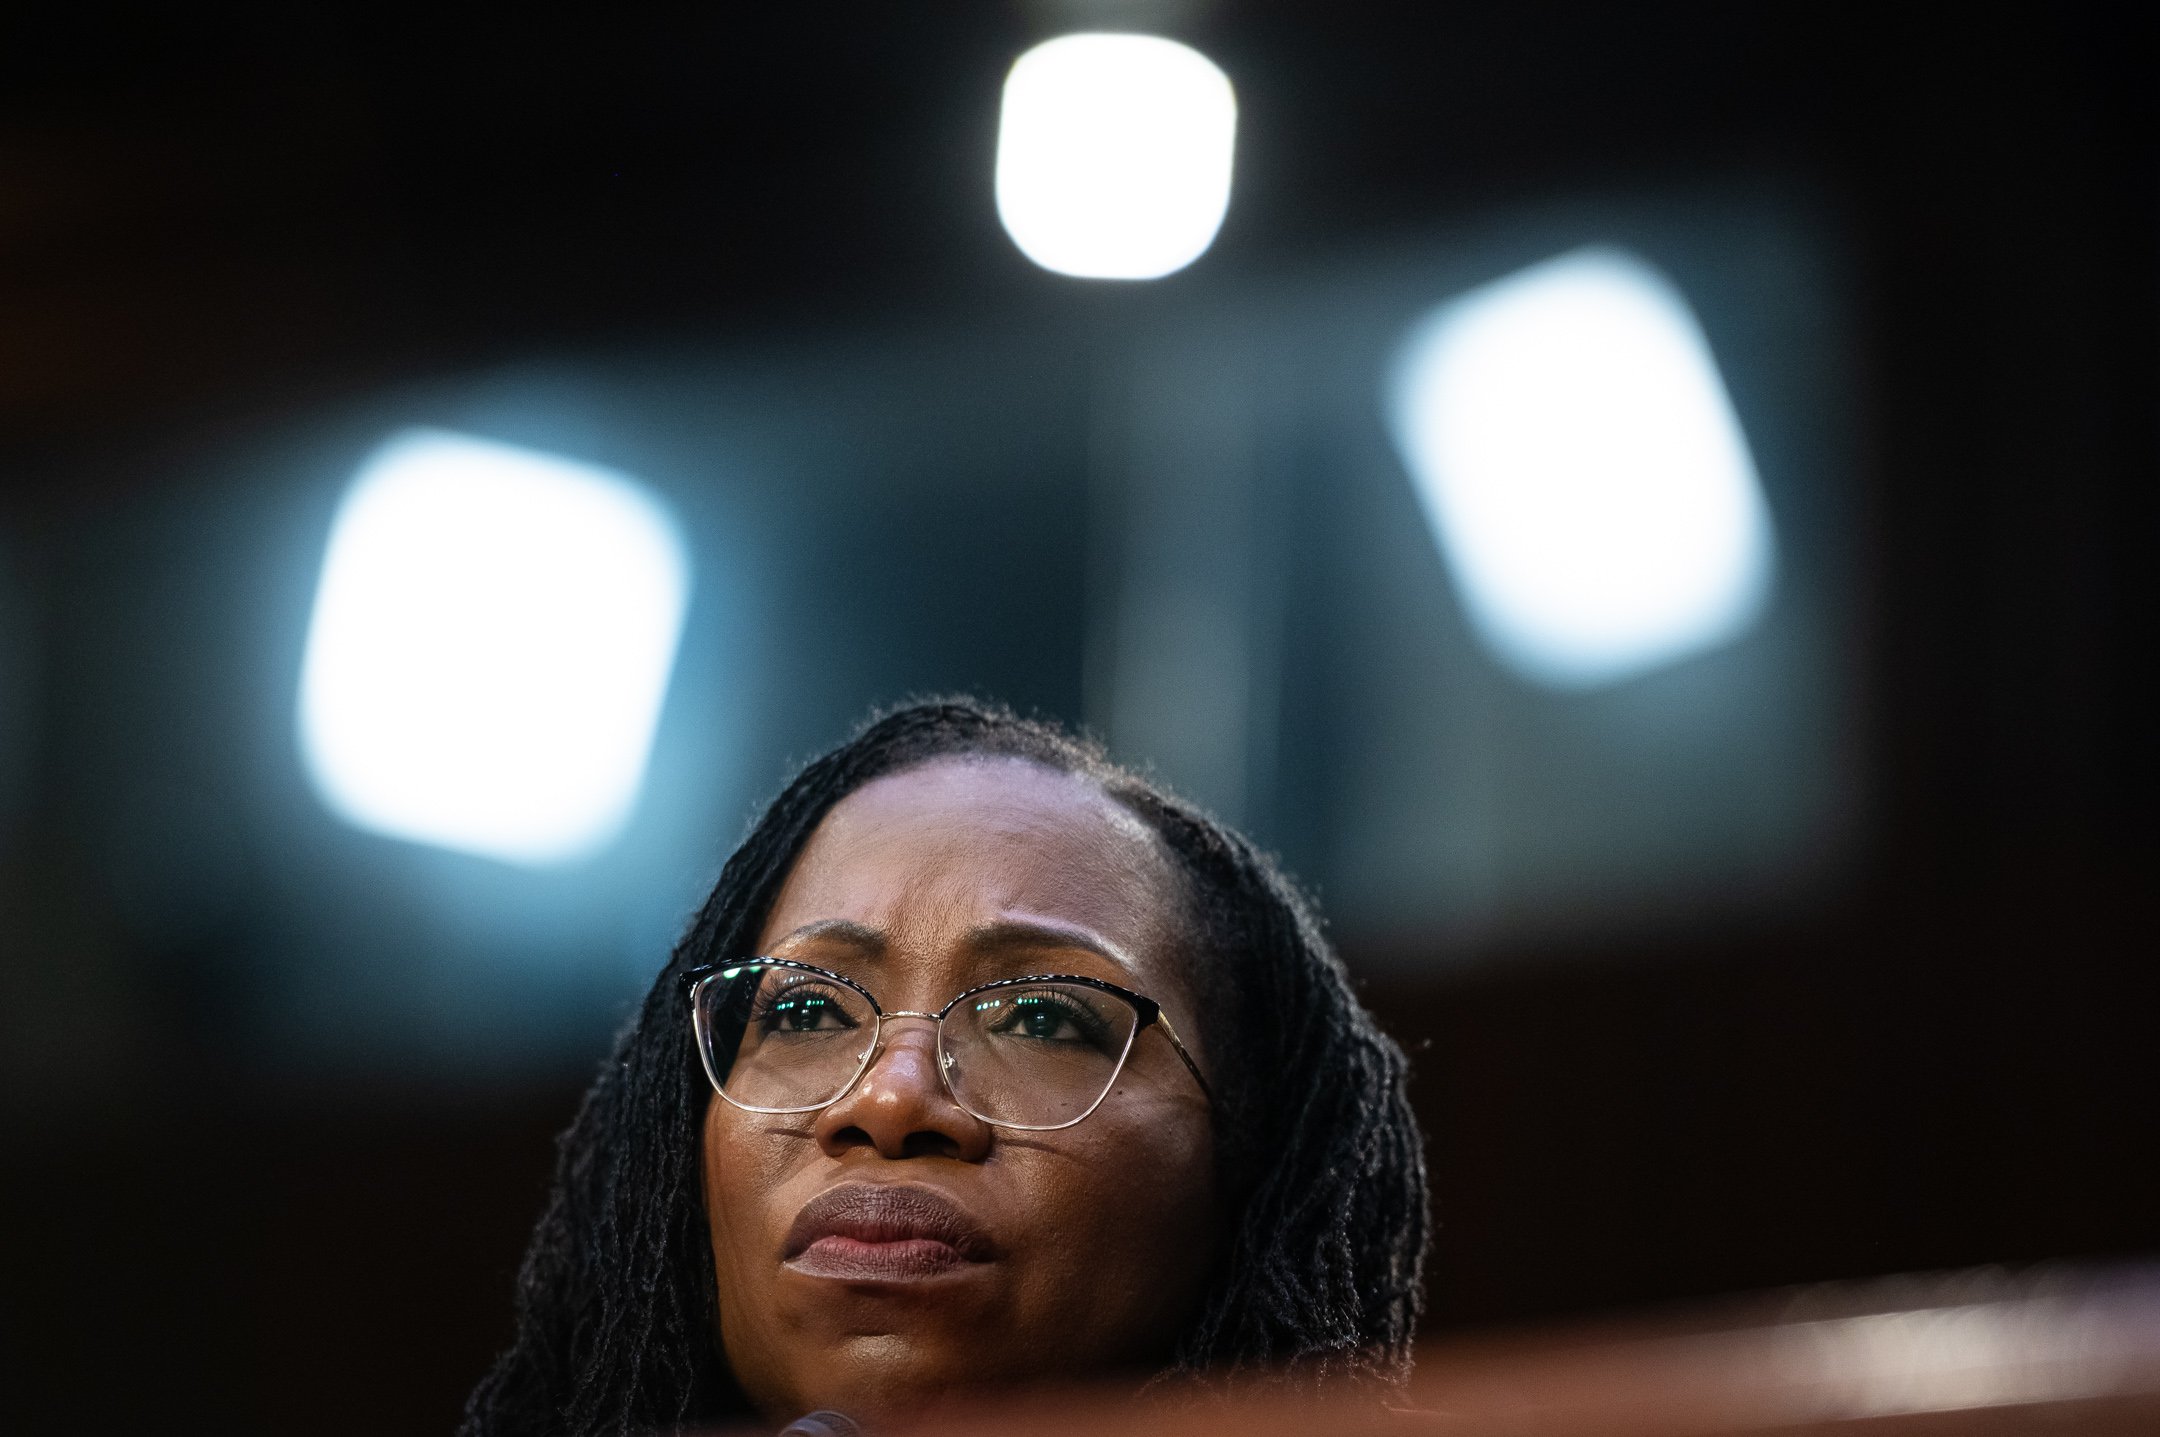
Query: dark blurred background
2 4 2153 1432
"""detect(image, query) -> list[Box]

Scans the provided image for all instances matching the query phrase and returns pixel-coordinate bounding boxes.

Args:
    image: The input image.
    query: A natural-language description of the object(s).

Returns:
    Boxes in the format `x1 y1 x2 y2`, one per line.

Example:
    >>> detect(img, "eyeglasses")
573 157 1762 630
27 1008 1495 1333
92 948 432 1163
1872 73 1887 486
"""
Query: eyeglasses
684 958 1211 1131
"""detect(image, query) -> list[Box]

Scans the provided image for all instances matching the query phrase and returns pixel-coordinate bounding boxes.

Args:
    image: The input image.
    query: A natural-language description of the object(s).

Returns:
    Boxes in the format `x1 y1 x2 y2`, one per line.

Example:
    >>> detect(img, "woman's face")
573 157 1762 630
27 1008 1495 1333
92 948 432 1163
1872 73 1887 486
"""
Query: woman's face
701 757 1220 1423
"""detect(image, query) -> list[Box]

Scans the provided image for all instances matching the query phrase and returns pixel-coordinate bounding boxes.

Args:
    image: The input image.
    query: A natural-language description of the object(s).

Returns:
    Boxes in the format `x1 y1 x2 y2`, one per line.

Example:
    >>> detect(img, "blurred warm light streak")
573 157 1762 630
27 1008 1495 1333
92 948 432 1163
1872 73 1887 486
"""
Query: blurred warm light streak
798 1266 2160 1437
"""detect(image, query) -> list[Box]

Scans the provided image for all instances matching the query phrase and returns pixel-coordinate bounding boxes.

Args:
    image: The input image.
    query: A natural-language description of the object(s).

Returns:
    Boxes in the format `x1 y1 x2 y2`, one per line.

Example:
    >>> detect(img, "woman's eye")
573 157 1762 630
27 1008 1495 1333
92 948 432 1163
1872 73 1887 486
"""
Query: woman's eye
755 988 855 1034
1015 1004 1070 1039
991 993 1103 1045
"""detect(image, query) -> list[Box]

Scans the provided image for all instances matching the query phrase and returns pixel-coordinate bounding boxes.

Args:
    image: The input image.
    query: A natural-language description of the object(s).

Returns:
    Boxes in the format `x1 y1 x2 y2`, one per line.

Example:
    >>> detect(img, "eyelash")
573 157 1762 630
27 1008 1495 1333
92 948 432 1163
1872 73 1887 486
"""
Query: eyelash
728 970 1123 1047
988 987 1114 1045
745 982 858 1030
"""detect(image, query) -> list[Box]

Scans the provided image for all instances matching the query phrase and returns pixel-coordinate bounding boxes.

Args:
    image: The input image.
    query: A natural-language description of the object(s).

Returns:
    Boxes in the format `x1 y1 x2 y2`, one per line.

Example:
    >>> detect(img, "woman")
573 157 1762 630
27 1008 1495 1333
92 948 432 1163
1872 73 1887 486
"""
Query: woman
462 701 1428 1434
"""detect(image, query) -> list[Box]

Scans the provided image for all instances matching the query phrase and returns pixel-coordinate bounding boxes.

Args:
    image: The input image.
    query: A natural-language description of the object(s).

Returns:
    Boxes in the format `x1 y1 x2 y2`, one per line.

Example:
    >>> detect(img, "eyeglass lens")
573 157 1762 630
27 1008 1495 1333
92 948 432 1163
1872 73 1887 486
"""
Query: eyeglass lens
697 964 1142 1129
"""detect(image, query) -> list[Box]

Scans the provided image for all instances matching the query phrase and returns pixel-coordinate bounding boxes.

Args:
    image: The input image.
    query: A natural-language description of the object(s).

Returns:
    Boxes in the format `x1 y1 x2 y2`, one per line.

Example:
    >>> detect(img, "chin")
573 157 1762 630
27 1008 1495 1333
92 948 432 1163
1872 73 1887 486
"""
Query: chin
788 1336 983 1425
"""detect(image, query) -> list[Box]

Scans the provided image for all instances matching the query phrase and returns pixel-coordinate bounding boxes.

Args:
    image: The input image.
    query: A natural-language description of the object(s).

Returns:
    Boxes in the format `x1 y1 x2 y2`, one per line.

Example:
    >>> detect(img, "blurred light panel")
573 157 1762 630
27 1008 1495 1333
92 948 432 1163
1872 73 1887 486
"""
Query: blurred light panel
1387 248 1776 688
995 33 1236 280
298 430 691 865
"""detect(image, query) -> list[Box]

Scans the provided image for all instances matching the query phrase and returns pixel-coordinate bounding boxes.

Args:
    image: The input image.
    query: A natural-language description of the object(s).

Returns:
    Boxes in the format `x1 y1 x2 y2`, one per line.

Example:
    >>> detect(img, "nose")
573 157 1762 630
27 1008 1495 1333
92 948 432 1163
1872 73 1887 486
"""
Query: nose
813 1016 993 1162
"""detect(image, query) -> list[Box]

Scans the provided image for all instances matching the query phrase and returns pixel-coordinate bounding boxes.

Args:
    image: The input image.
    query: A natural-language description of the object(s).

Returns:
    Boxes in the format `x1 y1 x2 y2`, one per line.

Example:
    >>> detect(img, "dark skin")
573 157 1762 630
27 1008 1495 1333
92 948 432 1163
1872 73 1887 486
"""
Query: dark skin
701 756 1220 1425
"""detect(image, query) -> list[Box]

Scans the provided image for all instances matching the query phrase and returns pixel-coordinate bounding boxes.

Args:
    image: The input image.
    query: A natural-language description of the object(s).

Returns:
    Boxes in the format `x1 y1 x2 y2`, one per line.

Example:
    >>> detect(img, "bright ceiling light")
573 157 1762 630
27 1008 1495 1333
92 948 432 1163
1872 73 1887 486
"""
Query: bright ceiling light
1386 248 1776 689
297 430 691 865
995 33 1237 280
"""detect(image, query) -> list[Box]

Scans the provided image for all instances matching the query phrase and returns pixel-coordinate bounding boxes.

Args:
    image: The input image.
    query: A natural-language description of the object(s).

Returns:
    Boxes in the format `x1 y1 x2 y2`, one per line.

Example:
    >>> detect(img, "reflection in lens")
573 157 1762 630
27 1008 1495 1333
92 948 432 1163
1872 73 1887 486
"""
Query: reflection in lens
945 982 1139 1128
702 965 876 1111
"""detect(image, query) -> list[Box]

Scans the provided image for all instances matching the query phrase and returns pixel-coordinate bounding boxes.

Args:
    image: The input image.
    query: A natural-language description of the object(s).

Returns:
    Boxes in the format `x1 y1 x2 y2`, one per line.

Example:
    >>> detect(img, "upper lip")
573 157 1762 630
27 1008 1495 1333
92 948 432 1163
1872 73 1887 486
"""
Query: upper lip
783 1182 995 1262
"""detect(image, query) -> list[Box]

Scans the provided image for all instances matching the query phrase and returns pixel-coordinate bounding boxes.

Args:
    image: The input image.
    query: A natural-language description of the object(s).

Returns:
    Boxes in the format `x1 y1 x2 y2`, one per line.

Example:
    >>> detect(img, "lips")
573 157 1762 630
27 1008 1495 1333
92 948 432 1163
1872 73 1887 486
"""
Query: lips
783 1182 995 1282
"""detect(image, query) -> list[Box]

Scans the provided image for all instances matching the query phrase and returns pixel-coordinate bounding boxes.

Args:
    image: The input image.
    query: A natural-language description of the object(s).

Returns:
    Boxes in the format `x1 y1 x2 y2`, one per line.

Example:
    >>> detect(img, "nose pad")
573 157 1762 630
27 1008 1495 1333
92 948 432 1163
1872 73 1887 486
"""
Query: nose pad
812 1014 991 1161
860 1016 947 1096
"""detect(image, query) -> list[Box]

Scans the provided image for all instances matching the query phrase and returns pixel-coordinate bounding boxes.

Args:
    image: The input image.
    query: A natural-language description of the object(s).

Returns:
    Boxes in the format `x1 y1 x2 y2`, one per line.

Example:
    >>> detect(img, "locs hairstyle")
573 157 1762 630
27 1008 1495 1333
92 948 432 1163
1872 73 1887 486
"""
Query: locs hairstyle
461 700 1429 1436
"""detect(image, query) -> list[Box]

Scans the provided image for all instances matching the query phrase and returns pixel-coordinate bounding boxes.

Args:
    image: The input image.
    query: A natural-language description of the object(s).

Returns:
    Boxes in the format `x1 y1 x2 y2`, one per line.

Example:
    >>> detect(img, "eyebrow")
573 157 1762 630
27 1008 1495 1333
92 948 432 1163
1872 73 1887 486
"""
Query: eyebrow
765 916 1135 973
768 918 886 956
961 917 1136 973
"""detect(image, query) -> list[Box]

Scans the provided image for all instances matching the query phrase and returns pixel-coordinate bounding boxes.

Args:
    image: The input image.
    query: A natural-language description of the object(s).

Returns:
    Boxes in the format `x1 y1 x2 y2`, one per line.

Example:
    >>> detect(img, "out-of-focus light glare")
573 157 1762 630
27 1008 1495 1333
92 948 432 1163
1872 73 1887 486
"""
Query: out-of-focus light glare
995 33 1236 280
1386 248 1776 688
297 430 691 865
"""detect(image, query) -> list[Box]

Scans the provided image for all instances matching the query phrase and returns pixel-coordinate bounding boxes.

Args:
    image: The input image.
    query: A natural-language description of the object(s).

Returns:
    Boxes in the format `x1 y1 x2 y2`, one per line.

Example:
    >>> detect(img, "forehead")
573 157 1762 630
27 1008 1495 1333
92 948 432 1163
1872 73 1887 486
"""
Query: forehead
754 757 1182 972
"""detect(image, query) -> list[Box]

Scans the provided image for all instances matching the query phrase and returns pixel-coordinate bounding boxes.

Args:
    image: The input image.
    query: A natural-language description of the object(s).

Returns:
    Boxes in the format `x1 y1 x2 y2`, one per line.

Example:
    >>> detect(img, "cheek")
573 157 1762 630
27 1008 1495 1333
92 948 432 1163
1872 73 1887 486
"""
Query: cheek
1008 1096 1219 1348
701 1103 799 1321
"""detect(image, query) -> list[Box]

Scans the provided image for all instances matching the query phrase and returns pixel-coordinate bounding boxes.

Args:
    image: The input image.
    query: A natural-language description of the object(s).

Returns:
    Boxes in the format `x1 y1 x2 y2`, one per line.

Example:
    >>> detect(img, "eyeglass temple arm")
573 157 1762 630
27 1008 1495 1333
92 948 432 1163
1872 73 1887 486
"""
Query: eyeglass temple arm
1152 1011 1214 1103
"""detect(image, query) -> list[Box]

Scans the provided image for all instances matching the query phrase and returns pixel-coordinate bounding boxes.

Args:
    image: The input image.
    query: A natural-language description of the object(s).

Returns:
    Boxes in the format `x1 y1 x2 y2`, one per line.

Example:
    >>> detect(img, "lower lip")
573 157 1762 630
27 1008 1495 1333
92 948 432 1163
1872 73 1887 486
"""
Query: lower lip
787 1236 975 1281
